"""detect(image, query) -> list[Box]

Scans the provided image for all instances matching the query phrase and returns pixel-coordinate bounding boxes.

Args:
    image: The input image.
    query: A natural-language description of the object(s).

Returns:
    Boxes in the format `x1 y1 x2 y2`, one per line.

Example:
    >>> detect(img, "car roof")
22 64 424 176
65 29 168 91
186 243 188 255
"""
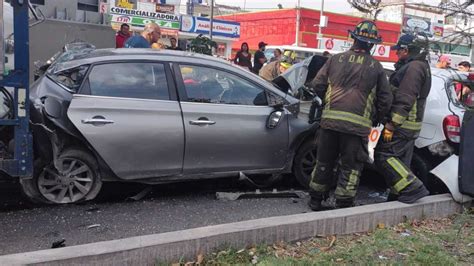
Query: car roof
380 61 471 82
49 48 232 74
266 45 342 55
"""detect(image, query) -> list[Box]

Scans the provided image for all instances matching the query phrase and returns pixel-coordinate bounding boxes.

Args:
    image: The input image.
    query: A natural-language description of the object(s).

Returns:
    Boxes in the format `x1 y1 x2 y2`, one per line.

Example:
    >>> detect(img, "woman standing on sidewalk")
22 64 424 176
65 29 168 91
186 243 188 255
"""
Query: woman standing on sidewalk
233 42 253 71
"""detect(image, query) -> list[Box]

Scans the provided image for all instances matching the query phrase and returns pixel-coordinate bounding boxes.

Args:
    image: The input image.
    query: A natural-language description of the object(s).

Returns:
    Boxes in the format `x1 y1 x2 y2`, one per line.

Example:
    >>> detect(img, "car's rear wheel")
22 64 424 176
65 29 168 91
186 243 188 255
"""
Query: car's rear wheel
293 139 318 188
21 149 102 204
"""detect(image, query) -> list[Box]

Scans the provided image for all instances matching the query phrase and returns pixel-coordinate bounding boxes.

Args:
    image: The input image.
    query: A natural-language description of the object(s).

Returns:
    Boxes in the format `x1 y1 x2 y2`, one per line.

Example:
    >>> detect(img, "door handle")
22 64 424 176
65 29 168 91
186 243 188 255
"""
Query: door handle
189 120 216 126
81 118 115 125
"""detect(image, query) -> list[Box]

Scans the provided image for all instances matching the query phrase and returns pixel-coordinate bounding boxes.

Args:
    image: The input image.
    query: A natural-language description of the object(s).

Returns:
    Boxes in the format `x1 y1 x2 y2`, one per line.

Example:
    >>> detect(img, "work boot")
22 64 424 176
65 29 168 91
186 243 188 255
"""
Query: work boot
308 192 327 211
398 184 430 204
335 198 355 209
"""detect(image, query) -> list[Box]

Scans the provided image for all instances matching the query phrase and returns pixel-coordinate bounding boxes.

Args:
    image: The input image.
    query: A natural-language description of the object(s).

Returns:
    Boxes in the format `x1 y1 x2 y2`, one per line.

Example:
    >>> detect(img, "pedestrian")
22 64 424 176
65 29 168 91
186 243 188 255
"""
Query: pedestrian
374 34 432 204
115 23 131 48
167 37 183 51
253 41 268 74
259 50 295 81
124 22 161 48
456 61 472 103
233 42 253 71
457 61 471 72
270 48 282 62
307 21 393 211
435 55 451 69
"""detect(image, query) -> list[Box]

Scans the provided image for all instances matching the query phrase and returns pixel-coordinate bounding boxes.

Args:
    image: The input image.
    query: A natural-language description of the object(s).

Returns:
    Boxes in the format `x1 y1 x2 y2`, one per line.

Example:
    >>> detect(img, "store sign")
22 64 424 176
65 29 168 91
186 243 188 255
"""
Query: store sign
156 4 175 14
180 15 240 38
403 15 432 37
137 2 156 13
432 23 444 37
99 2 108 14
110 7 180 22
116 0 133 9
110 14 180 30
321 38 390 58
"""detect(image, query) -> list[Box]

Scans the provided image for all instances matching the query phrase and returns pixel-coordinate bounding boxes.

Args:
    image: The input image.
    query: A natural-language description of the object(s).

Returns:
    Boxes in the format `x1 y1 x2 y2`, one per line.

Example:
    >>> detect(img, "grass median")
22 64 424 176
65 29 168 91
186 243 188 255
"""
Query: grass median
168 210 473 265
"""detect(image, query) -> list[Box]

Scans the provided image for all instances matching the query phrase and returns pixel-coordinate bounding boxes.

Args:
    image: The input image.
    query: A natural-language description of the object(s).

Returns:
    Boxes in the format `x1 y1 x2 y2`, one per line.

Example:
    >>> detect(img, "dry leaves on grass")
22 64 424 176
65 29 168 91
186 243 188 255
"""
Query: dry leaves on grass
320 235 337 252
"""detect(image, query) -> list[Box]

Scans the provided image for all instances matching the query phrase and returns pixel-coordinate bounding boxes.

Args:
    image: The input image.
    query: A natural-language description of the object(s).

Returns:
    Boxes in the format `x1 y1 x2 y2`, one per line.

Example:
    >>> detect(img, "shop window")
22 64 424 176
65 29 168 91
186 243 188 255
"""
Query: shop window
30 0 45 5
78 0 99 12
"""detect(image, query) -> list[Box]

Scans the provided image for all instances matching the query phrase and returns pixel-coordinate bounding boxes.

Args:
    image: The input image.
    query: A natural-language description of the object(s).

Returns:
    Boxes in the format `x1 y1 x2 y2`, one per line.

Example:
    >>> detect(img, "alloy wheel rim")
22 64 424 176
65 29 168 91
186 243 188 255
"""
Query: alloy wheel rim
38 158 94 204
301 148 317 180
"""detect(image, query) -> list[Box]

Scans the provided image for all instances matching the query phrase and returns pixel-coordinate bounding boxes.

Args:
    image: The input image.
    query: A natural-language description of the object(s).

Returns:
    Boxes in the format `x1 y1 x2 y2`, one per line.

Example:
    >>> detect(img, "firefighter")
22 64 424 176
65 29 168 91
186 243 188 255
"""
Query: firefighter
374 34 431 204
259 50 296 82
308 21 393 211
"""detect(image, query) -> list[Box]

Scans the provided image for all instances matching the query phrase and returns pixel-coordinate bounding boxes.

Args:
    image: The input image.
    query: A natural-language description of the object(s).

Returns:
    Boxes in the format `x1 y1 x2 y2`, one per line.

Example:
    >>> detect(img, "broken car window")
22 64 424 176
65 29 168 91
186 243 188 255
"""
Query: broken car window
47 65 89 93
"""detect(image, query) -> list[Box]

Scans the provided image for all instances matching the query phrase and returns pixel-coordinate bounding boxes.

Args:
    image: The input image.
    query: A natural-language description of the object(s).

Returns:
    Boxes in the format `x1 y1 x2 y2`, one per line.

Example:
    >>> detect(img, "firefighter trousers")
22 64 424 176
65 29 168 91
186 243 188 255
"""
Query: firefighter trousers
374 133 425 194
309 128 369 200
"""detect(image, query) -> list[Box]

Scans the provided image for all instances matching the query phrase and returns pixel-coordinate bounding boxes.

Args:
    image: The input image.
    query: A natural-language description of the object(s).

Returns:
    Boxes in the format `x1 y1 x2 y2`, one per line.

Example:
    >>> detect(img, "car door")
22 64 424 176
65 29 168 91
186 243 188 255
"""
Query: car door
67 61 184 180
175 64 289 174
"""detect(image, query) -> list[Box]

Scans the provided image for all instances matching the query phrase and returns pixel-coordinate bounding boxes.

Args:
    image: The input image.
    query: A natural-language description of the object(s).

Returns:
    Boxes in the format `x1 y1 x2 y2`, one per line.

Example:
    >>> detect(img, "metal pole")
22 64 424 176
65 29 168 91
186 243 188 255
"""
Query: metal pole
295 0 300 46
243 0 246 11
210 0 214 40
318 0 324 49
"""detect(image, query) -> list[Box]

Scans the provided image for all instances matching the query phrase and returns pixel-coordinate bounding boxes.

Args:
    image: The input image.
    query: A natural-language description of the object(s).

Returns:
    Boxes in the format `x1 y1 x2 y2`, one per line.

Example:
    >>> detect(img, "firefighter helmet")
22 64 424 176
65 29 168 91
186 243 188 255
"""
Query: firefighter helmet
349 20 382 44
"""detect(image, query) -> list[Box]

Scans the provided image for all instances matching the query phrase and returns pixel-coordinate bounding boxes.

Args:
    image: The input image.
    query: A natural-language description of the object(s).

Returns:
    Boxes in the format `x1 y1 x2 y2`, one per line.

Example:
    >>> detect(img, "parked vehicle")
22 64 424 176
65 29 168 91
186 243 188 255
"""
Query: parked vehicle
381 62 473 199
23 48 320 204
264 45 339 63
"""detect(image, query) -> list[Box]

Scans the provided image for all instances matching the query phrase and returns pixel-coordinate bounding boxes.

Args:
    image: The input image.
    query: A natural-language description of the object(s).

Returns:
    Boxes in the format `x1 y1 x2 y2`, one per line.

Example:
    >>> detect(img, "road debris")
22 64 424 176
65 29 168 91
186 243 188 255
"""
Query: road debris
378 255 388 260
320 235 336 251
51 239 66 249
127 186 153 201
87 224 101 229
216 189 307 201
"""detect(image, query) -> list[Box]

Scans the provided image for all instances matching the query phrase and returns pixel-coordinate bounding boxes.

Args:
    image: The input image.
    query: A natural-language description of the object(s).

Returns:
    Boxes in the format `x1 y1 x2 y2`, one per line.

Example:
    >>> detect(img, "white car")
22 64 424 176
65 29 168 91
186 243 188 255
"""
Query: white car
382 62 473 203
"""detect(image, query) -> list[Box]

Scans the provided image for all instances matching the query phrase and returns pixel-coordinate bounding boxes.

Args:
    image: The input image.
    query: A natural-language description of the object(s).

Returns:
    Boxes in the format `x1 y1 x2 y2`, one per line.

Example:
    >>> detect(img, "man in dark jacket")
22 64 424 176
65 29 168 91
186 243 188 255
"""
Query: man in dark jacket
375 34 431 204
308 21 393 211
253 41 268 74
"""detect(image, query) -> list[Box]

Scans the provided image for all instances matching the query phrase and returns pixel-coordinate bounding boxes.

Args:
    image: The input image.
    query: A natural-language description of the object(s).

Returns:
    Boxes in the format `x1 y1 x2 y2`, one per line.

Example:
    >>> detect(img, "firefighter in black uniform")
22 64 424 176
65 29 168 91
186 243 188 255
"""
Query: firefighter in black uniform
308 21 393 211
375 34 431 203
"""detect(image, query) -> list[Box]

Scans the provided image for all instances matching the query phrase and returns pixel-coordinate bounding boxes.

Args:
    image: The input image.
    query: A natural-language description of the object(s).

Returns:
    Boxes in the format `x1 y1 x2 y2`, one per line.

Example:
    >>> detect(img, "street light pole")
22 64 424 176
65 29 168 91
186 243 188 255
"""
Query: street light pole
296 0 301 46
210 0 214 40
318 0 324 49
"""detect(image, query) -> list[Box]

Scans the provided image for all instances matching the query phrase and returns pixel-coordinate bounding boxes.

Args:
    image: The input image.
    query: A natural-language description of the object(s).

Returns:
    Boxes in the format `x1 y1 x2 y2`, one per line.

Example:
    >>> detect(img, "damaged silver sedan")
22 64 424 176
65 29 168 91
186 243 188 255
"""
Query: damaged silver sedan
24 48 319 204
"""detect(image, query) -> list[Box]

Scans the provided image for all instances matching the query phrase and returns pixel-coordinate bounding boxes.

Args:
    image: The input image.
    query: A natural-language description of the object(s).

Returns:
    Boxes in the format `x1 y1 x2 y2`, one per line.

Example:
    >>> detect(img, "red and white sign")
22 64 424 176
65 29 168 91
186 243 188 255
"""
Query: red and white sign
99 2 108 14
373 44 390 58
325 39 334 49
111 14 131 23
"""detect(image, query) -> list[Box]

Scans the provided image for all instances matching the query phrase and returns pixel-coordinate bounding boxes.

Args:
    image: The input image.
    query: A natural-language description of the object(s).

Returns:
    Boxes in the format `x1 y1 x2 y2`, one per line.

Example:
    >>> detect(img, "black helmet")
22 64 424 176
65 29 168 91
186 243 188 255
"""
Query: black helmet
349 20 382 44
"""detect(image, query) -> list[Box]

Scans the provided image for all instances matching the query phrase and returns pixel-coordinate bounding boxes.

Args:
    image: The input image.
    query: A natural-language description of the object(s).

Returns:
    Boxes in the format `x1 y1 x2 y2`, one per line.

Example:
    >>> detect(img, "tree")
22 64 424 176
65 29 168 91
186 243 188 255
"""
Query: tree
189 34 217 55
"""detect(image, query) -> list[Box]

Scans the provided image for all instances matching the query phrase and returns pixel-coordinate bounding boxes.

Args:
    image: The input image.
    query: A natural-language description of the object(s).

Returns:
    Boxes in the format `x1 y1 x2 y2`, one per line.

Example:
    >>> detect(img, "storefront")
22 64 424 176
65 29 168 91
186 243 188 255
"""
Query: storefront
180 15 240 58
217 8 402 62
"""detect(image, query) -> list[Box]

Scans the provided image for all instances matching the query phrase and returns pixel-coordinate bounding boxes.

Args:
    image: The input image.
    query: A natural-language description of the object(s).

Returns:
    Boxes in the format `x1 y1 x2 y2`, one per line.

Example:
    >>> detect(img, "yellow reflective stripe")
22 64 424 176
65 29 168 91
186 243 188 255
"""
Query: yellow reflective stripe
324 82 332 110
387 157 413 192
393 177 414 192
408 101 417 122
391 112 406 125
363 86 376 119
322 110 372 128
309 182 330 193
400 120 422 131
335 186 357 197
346 169 359 192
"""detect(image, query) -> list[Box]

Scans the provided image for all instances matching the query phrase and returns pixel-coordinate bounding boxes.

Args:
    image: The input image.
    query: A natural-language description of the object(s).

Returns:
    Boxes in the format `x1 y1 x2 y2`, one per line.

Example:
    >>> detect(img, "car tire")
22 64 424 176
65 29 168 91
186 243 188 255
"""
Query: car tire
410 152 433 193
293 138 318 188
20 148 102 204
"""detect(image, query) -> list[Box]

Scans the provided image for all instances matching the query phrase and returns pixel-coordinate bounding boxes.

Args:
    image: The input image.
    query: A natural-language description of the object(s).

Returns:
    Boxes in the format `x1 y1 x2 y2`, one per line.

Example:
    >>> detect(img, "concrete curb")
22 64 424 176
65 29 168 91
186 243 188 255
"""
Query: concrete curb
0 194 466 265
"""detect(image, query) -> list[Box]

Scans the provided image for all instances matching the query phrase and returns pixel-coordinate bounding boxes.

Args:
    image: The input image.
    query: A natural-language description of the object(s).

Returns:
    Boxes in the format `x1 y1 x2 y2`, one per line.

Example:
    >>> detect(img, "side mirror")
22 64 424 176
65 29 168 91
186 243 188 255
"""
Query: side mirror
267 110 283 129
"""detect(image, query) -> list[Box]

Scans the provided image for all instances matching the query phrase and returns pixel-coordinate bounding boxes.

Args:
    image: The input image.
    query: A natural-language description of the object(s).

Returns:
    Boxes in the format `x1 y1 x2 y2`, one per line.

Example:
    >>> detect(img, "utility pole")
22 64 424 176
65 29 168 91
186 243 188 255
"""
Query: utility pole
210 0 214 40
318 0 325 49
295 0 301 46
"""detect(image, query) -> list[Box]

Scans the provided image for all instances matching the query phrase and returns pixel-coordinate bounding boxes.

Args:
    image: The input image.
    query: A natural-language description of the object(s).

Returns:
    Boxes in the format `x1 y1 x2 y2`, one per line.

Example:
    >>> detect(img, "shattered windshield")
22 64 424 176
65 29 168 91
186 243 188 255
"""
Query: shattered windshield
46 42 96 75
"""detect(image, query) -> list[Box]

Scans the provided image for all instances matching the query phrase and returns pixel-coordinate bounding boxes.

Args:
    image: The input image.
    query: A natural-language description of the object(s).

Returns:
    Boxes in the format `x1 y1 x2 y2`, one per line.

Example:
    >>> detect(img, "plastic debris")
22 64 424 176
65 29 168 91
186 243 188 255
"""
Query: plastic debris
378 255 388 260
87 224 101 229
51 239 66 249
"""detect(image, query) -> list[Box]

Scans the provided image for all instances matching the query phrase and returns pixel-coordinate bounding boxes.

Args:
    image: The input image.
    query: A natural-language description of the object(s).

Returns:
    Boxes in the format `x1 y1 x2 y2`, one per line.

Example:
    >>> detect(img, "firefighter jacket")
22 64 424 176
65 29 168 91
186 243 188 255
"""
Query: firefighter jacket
389 55 431 139
259 61 281 82
309 49 393 137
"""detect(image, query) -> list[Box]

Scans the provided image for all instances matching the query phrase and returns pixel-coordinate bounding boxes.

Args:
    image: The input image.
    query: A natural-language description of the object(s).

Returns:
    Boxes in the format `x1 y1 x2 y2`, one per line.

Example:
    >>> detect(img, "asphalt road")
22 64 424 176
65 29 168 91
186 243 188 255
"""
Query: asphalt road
0 175 388 256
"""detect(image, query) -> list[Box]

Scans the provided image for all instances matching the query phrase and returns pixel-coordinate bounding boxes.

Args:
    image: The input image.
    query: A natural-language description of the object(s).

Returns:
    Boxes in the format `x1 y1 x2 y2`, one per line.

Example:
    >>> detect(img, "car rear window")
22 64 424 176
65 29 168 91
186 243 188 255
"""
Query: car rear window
47 65 89 93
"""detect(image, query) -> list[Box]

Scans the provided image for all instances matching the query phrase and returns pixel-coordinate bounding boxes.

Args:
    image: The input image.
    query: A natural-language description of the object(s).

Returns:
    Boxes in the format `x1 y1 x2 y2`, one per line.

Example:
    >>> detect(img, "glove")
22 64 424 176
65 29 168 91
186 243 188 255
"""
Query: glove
382 123 395 142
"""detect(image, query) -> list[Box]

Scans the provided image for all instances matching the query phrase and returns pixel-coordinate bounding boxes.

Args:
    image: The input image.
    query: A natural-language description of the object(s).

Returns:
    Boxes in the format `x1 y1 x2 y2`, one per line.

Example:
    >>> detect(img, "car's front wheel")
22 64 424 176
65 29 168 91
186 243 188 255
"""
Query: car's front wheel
21 149 102 204
293 139 318 188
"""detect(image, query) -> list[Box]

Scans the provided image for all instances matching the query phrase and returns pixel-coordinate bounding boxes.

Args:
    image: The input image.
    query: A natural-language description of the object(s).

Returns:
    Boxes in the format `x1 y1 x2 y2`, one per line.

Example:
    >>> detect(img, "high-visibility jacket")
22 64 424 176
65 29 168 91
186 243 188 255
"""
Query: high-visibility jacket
310 49 393 137
389 57 431 139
